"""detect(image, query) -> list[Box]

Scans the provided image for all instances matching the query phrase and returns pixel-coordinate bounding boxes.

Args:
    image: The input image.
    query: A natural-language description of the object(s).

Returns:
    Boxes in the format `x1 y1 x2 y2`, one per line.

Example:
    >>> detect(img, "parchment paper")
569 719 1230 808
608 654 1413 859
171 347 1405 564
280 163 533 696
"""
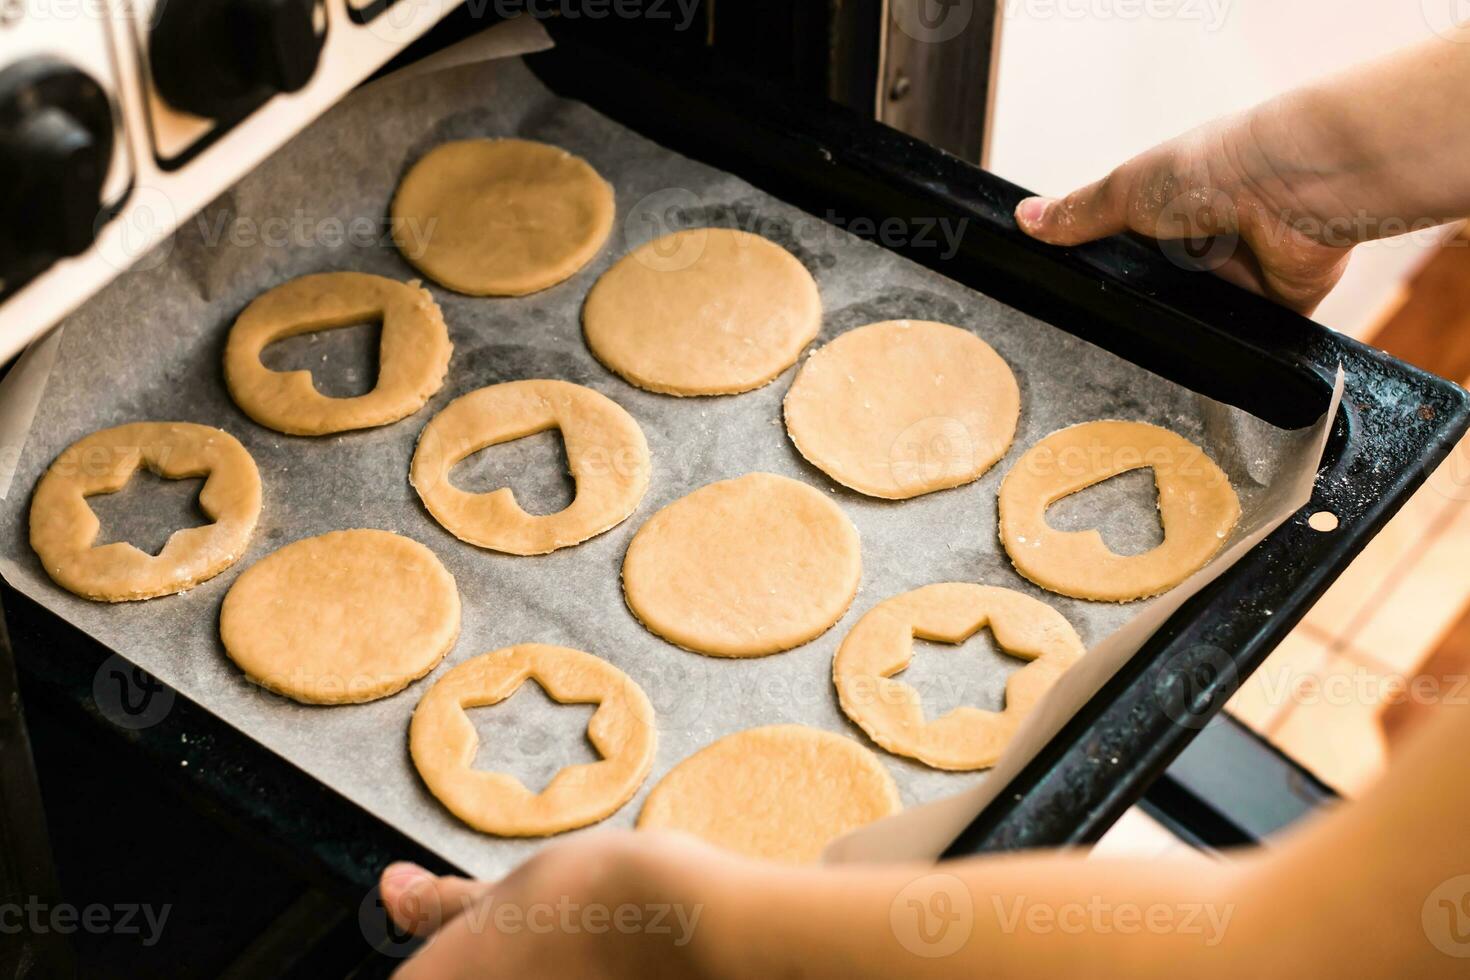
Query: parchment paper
0 24 1336 879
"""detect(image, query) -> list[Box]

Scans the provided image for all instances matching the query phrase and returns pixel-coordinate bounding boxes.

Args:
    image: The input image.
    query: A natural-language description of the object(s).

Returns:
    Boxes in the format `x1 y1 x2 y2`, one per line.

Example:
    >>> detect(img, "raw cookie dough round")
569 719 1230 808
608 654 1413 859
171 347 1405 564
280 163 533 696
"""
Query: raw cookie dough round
29 422 261 602
834 583 1085 771
391 138 614 296
621 473 861 657
411 380 650 555
637 724 900 862
220 530 460 704
784 320 1020 499
225 272 452 436
583 228 821 395
998 420 1241 602
410 644 656 836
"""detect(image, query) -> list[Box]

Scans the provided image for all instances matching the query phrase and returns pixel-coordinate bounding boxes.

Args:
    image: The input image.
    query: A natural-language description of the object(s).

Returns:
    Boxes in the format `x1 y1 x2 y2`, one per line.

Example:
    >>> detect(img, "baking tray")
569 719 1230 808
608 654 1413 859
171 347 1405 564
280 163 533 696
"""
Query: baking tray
3 24 1466 895
520 32 1470 853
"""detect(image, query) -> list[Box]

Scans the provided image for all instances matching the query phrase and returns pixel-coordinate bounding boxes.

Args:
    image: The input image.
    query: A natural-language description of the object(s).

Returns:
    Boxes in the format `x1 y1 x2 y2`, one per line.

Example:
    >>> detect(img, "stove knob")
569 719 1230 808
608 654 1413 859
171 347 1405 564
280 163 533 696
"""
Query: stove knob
0 59 115 286
150 0 328 119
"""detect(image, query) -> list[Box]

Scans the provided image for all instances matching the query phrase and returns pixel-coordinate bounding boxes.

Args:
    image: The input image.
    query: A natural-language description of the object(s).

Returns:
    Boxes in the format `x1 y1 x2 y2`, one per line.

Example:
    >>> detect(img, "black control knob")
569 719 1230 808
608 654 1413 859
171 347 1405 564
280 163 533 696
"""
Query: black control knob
150 0 328 120
0 59 115 295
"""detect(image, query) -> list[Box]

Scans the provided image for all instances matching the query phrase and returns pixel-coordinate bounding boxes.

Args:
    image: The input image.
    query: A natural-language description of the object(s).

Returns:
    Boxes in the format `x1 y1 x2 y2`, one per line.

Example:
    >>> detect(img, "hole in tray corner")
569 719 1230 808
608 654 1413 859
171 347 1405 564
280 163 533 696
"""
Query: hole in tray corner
1308 511 1339 532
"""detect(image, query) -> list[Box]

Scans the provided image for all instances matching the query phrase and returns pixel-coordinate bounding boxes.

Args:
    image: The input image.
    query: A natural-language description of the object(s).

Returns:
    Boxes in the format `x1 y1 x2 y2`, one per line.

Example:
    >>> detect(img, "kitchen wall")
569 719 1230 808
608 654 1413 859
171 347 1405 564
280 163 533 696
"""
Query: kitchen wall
986 0 1461 337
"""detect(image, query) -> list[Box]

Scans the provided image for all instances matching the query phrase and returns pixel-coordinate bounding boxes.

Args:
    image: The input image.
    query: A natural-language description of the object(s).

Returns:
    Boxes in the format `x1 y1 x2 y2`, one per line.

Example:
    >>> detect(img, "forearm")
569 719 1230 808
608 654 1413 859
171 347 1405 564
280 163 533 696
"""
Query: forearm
666 699 1470 980
674 847 1257 980
1249 26 1470 231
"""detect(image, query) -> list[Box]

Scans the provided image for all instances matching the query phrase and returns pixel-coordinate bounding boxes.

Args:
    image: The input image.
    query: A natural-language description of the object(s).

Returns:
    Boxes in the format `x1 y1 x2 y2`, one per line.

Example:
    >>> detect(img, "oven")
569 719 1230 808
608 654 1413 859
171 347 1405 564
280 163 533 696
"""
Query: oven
2 3 1467 974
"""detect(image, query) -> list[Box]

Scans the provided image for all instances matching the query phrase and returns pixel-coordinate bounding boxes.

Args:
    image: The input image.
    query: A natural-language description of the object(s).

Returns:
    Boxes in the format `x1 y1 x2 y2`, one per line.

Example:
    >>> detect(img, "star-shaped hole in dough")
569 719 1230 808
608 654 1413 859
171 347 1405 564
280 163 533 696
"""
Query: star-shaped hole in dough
894 628 1017 724
466 678 601 794
86 469 211 557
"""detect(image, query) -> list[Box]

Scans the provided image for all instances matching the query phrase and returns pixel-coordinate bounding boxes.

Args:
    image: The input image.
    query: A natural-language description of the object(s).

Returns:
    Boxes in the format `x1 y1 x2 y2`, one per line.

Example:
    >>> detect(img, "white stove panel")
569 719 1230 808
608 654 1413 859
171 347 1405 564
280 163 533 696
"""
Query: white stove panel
0 0 467 365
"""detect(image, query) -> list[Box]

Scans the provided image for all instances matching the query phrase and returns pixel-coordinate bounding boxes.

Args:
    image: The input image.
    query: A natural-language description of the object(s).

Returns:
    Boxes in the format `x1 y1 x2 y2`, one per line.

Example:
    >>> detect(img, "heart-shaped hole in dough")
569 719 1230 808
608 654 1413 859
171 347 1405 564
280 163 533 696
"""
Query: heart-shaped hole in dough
259 318 382 399
1043 467 1165 557
448 427 576 516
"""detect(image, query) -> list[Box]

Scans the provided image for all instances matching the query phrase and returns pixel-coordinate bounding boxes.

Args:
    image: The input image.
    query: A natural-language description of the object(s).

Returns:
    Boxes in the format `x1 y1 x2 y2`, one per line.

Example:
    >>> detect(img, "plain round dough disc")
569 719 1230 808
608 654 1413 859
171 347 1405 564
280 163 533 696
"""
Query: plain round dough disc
784 320 1020 499
225 272 452 436
410 644 657 837
998 420 1242 602
637 724 900 862
391 138 614 296
583 228 821 395
621 473 861 657
29 421 261 602
221 529 460 704
833 583 1084 770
